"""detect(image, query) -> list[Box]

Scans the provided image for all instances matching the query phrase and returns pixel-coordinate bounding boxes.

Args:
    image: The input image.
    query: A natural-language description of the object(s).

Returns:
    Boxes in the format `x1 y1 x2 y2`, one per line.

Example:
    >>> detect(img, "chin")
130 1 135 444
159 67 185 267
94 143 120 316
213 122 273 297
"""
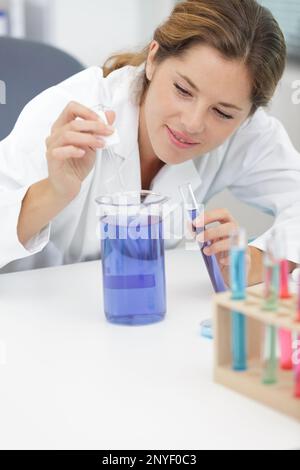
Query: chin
157 154 179 165
159 151 194 165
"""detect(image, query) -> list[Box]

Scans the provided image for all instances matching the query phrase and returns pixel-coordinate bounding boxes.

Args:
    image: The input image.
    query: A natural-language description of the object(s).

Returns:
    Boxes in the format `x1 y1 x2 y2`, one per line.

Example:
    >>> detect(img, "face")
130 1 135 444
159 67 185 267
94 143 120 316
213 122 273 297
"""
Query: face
139 42 253 165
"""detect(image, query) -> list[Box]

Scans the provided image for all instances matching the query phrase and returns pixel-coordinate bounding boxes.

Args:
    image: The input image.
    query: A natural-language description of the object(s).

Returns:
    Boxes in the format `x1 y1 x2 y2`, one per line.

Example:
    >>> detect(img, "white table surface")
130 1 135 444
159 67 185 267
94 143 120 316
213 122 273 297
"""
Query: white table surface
0 248 299 450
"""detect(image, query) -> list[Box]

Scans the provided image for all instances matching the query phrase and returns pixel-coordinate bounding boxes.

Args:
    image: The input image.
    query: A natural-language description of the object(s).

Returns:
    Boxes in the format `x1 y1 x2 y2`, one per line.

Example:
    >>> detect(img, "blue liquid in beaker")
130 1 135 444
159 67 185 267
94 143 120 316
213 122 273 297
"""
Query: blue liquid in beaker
100 215 166 325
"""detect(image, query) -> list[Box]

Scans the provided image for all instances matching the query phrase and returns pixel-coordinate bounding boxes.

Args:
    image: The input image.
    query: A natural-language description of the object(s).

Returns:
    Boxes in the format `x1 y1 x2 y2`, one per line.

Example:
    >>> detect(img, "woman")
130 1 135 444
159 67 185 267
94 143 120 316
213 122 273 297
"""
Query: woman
0 0 299 286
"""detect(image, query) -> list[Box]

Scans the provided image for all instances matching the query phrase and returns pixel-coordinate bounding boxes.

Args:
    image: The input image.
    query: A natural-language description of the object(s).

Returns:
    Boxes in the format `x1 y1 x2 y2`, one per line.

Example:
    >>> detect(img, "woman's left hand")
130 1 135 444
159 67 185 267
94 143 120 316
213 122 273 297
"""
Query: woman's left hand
193 208 251 286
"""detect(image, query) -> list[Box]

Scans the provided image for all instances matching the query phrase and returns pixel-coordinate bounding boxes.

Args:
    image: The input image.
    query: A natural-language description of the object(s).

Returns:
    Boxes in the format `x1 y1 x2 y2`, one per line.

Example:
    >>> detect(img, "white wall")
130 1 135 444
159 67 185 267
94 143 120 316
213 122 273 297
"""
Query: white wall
269 62 300 152
47 0 174 67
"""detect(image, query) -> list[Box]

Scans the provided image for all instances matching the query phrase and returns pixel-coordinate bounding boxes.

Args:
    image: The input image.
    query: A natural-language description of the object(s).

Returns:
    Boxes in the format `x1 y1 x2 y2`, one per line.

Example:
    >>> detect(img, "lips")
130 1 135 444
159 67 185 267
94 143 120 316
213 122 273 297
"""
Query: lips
167 126 199 145
166 126 199 149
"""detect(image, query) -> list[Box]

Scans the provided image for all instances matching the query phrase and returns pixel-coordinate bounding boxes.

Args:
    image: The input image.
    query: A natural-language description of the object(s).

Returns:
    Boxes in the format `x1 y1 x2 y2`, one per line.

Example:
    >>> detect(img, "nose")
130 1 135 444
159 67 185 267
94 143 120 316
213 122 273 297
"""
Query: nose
181 103 206 136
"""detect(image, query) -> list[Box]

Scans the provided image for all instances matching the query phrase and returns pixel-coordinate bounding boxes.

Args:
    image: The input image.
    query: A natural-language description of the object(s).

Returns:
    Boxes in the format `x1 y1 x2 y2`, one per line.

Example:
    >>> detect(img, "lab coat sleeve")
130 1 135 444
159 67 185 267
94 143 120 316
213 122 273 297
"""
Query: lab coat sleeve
0 90 55 269
0 66 108 269
227 109 300 263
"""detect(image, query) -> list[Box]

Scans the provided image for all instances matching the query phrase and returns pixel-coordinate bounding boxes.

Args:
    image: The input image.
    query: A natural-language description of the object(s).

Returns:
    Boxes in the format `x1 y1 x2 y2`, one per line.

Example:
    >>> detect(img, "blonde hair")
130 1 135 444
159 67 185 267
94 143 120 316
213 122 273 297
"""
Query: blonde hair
102 0 286 114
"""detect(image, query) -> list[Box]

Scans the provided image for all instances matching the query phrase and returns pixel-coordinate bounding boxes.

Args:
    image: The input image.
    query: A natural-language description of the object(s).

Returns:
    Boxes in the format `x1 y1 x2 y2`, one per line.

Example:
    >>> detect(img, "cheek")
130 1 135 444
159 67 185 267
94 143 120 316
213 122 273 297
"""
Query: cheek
206 118 242 146
149 84 178 122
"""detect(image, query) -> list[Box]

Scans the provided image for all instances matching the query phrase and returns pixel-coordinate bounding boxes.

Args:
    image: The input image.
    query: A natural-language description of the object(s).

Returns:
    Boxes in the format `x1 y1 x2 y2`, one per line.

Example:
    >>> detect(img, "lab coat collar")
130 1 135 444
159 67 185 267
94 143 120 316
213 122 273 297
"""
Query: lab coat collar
106 64 144 161
151 159 202 205
113 102 139 161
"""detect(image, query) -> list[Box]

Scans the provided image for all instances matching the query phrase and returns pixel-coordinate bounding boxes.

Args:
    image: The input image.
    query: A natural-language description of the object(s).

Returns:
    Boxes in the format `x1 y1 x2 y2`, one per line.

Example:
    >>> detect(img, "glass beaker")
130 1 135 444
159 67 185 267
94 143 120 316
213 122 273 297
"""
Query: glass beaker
95 191 169 325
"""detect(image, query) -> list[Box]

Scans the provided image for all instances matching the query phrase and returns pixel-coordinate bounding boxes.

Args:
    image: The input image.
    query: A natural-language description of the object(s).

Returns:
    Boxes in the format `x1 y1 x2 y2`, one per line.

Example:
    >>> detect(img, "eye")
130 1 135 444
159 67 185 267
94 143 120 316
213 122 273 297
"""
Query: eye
174 83 192 97
214 108 233 120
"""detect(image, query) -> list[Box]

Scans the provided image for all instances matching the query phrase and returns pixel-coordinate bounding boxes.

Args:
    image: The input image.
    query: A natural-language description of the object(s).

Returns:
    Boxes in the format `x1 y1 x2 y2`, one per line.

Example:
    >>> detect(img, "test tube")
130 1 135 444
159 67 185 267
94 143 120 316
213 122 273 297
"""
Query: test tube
297 269 300 323
296 274 300 397
179 183 227 293
278 229 291 299
279 329 293 370
262 233 280 312
274 229 293 370
230 228 247 371
230 228 247 300
179 183 227 339
294 334 300 399
279 258 291 299
261 233 279 384
262 325 278 385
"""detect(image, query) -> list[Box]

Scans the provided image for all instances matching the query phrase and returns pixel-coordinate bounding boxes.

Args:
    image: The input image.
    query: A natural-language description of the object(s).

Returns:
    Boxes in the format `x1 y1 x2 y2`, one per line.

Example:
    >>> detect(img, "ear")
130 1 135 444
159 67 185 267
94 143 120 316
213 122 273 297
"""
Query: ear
146 40 160 81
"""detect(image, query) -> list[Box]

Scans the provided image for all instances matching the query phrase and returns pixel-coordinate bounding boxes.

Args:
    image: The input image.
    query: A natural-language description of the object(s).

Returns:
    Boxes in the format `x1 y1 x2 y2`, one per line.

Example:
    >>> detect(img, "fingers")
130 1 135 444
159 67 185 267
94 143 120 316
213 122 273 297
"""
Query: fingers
202 238 230 256
51 145 87 160
68 119 114 136
219 255 230 266
192 208 240 259
196 222 238 244
53 130 105 150
219 250 251 271
105 110 116 126
48 103 116 159
52 101 101 130
193 208 236 228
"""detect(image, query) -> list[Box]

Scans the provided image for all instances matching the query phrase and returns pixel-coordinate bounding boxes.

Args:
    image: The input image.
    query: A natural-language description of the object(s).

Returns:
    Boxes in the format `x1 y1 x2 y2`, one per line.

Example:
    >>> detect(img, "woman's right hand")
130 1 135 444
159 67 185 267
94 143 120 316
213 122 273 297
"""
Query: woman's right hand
46 101 115 202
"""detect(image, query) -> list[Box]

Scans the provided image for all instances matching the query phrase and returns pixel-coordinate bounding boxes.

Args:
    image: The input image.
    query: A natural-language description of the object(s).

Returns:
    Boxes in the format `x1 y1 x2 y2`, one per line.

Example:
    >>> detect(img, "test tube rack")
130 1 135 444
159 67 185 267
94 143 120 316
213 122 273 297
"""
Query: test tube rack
214 283 300 421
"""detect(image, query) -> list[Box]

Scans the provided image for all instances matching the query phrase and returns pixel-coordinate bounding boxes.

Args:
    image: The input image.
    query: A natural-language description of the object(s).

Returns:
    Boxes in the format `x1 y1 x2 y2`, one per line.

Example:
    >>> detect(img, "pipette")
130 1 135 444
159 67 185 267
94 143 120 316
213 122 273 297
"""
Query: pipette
93 104 125 191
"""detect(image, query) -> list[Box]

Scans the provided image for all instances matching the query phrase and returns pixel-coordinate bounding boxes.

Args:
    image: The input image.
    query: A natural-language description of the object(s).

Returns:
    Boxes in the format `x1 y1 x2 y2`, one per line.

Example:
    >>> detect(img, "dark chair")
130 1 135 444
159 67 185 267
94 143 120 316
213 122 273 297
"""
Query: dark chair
0 37 84 141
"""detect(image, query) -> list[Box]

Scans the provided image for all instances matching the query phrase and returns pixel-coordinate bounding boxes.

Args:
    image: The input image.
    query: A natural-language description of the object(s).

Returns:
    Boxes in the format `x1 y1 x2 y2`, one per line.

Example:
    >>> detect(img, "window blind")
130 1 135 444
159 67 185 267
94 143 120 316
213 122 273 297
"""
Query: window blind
175 1 300 59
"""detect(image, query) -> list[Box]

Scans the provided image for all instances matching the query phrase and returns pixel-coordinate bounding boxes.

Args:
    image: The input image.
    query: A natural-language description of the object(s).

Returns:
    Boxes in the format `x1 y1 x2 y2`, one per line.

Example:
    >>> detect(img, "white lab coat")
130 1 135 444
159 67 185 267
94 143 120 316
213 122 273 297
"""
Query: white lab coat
1 64 300 273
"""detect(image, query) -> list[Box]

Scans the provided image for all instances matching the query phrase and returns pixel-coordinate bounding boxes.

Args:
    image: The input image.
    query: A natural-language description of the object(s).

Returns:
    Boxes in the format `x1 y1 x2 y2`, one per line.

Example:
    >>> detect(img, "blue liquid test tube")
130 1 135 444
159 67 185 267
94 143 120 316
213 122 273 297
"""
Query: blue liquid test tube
230 228 247 371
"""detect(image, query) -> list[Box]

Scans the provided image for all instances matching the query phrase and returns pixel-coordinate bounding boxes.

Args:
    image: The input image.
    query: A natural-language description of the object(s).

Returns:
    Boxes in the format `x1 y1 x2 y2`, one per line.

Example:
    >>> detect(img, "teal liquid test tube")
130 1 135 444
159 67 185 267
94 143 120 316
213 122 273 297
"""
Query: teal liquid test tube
231 313 247 371
230 228 247 371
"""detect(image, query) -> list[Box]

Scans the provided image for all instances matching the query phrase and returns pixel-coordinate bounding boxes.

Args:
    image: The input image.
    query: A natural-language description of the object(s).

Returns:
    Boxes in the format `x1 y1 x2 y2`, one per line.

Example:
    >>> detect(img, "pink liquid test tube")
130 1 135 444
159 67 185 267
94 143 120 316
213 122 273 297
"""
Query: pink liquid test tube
293 271 300 398
279 259 291 299
297 269 300 323
277 230 293 370
279 260 293 370
295 335 300 399
279 329 293 370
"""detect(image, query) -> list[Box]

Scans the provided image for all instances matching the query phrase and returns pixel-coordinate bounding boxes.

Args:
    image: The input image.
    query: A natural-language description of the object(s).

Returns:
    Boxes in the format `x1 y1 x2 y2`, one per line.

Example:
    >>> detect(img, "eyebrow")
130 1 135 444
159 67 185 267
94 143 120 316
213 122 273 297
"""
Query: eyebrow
177 72 243 112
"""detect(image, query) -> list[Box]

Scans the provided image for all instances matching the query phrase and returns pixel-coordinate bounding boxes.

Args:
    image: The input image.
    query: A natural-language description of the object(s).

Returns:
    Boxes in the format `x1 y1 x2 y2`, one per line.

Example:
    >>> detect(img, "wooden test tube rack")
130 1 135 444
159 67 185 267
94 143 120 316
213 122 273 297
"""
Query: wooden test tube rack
214 284 300 421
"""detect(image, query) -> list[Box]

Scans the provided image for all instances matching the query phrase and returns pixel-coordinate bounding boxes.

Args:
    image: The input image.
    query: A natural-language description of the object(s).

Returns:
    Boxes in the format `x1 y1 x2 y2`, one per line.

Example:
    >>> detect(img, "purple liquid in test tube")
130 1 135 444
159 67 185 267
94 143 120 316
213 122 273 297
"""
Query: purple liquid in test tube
190 207 227 293
179 183 227 293
179 183 227 338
